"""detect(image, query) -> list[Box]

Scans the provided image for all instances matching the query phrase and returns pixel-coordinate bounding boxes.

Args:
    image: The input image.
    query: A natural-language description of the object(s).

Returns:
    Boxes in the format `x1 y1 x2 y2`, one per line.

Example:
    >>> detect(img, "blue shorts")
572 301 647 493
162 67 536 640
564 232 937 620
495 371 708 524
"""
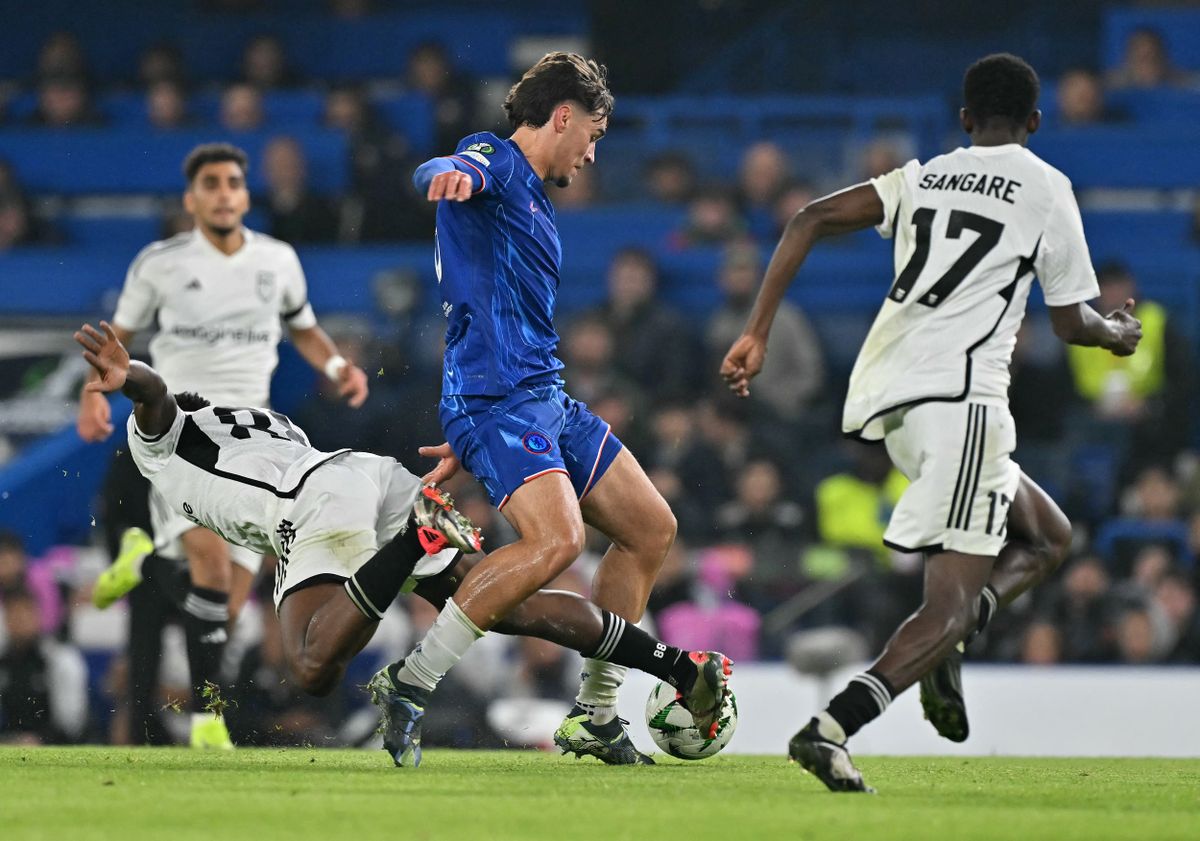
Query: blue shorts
440 385 624 509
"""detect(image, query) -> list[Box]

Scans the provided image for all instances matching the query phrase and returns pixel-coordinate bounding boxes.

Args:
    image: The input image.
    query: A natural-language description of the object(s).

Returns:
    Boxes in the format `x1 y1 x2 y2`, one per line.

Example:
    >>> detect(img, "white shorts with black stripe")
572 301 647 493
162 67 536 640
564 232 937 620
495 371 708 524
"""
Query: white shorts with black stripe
881 400 1021 557
269 451 459 611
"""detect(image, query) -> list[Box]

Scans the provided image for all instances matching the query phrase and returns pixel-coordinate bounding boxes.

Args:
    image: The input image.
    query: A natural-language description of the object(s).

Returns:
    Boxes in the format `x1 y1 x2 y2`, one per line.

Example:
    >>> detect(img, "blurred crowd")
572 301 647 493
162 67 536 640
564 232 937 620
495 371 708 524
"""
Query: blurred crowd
1 23 1198 746
4 26 1200 252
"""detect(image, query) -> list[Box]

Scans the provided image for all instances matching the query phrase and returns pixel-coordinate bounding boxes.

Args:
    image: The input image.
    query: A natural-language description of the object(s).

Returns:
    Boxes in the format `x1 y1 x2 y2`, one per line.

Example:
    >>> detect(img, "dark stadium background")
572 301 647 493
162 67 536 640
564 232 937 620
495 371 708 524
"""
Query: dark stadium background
0 0 1197 750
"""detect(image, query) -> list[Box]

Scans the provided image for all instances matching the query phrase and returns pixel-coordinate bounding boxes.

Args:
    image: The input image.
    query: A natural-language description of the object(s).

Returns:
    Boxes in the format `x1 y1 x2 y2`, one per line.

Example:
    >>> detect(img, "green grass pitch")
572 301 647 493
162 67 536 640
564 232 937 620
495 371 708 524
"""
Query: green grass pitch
2 748 1198 841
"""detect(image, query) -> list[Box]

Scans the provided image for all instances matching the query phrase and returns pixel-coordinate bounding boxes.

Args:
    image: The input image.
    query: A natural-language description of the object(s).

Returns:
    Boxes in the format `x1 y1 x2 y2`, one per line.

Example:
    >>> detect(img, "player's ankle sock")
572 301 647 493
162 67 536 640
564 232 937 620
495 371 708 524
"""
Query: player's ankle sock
821 668 895 742
393 597 483 692
182 585 229 711
583 609 693 688
575 658 629 726
141 553 190 607
965 584 999 647
343 522 426 621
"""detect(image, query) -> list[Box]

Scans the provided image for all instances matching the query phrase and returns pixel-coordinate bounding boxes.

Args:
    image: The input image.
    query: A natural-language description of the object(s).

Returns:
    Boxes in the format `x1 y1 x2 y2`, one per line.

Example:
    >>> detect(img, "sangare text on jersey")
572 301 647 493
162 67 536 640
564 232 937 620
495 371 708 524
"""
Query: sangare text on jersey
112 228 316 406
844 144 1100 441
127 406 348 556
429 132 565 397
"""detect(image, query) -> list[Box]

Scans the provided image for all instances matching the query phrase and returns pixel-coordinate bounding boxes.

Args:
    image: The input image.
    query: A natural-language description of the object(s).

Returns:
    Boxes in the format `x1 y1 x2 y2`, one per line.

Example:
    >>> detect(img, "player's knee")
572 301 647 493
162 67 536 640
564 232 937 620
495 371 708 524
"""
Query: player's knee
621 498 677 563
538 528 586 576
188 552 231 591
290 654 339 697
651 506 678 556
1031 505 1072 576
923 601 975 647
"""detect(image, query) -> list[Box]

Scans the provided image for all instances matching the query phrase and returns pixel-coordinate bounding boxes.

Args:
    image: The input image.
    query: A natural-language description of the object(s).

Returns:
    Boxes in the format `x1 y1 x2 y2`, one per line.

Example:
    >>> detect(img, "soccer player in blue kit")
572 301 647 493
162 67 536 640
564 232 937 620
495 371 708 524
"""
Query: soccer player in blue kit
366 52 732 765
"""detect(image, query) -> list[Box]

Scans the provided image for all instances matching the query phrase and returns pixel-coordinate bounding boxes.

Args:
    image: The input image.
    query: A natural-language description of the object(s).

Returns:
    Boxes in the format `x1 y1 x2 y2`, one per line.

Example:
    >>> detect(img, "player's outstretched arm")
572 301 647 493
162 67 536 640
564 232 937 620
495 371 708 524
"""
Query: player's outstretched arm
1049 298 1142 357
413 157 481 203
73 321 177 437
720 183 884 396
75 322 136 442
288 325 369 408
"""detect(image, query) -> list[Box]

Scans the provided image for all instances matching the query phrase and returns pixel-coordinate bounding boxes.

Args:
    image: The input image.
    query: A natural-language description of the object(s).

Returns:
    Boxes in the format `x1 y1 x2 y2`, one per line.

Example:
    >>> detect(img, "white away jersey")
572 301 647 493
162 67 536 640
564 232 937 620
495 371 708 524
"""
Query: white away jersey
844 144 1100 440
127 405 348 556
112 228 317 406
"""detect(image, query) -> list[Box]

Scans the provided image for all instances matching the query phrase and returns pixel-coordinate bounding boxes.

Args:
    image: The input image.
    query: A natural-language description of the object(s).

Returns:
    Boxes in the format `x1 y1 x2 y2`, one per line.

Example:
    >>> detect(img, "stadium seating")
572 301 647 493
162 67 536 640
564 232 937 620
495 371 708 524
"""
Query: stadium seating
0 128 349 194
1103 8 1200 74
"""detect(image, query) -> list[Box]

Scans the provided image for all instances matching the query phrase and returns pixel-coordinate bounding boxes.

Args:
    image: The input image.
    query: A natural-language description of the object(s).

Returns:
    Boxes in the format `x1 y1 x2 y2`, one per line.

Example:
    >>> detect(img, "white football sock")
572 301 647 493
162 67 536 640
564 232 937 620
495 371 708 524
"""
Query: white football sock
815 710 848 745
395 598 484 692
575 659 628 725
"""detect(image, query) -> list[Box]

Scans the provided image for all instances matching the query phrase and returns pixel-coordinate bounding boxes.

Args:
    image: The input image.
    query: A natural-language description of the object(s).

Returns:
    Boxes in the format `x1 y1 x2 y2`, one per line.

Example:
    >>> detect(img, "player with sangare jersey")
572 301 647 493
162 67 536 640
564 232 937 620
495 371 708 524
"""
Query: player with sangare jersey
78 143 369 749
721 54 1141 792
74 321 730 768
379 52 730 766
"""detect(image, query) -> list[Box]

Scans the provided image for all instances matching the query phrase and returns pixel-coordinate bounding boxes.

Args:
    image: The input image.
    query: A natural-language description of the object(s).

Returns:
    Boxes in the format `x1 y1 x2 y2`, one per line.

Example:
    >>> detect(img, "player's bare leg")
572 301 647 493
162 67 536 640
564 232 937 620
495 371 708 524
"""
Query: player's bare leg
790 550 993 792
371 477 728 767
228 562 256 623
582 449 677 621
280 550 727 736
985 473 1072 606
445 472 588 628
179 527 236 749
551 448 678 759
920 473 1071 741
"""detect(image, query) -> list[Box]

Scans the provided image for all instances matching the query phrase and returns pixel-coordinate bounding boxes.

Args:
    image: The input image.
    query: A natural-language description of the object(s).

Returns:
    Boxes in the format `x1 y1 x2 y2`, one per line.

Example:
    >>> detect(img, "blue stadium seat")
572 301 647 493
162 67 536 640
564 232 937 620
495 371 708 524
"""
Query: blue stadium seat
373 93 436 155
1103 8 1200 72
56 215 161 251
1094 518 1195 572
1105 88 1200 126
191 90 326 127
0 129 349 194
1033 128 1200 189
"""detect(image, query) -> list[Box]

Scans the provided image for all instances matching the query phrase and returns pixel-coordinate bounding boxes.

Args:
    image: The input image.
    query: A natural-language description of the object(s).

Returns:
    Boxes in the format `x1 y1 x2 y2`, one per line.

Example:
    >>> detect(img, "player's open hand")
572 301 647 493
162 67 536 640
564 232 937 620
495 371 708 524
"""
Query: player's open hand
1105 298 1142 358
720 334 768 398
337 363 369 408
426 169 475 203
74 321 130 396
76 389 114 442
419 442 461 484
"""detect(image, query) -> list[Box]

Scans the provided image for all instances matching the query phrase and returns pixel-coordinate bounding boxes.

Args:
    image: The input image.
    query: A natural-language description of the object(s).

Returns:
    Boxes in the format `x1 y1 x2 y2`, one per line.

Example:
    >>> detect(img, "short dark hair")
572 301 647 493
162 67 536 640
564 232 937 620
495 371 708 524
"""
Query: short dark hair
175 391 212 411
963 53 1040 127
503 52 613 130
183 142 249 185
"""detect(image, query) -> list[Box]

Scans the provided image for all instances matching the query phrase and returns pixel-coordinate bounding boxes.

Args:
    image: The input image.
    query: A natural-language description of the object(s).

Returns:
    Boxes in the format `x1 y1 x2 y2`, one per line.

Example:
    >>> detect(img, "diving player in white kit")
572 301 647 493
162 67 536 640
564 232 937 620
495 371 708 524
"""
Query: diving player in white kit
79 143 368 748
75 321 732 768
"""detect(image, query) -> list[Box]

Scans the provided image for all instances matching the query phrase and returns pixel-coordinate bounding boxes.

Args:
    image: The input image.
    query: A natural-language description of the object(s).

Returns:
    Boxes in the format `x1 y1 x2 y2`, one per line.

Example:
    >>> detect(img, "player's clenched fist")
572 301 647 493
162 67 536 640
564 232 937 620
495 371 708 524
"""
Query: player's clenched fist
720 333 767 398
425 169 475 202
1105 298 1143 358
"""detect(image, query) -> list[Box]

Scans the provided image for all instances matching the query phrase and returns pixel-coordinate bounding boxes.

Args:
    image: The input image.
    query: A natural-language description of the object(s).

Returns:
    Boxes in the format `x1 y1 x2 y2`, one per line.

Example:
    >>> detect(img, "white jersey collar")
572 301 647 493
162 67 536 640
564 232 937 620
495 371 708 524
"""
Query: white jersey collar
963 143 1025 156
193 226 253 259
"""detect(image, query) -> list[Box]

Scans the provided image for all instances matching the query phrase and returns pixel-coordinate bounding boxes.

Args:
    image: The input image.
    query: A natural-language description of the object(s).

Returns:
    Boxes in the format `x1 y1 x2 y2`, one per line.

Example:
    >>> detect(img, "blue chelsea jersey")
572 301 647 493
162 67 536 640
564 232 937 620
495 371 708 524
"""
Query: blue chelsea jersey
431 132 564 397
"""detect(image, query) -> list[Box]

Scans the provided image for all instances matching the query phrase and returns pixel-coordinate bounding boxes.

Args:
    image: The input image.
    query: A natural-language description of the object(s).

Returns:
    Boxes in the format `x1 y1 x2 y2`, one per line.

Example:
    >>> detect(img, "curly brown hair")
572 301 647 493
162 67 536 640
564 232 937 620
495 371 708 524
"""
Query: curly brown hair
503 52 613 130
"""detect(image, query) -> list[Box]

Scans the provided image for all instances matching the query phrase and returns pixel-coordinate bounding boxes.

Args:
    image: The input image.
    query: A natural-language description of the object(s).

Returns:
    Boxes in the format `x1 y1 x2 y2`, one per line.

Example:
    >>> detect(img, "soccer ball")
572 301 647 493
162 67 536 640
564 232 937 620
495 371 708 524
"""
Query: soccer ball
644 680 738 760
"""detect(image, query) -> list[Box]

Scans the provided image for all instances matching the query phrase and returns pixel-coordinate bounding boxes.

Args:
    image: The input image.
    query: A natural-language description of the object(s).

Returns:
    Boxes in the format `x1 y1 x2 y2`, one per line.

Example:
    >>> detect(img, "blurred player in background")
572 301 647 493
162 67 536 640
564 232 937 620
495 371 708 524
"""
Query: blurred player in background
385 52 718 765
77 143 369 749
75 321 729 769
721 54 1142 792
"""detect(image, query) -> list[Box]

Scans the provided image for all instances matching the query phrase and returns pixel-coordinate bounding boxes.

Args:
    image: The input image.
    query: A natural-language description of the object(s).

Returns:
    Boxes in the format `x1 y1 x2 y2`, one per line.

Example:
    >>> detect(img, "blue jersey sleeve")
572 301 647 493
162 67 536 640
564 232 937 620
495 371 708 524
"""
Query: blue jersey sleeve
413 133 516 198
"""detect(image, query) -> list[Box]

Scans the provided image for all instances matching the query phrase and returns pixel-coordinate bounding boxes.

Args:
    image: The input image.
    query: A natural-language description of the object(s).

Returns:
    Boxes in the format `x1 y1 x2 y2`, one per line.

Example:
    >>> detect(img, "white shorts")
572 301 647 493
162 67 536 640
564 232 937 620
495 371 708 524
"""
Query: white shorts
881 400 1022 557
268 451 459 610
148 485 263 574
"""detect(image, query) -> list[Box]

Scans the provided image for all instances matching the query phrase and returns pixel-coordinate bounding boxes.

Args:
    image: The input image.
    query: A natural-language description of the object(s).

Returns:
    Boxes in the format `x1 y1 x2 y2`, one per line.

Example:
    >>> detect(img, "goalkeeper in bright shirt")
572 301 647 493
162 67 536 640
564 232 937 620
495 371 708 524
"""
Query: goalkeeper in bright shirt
378 52 730 766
